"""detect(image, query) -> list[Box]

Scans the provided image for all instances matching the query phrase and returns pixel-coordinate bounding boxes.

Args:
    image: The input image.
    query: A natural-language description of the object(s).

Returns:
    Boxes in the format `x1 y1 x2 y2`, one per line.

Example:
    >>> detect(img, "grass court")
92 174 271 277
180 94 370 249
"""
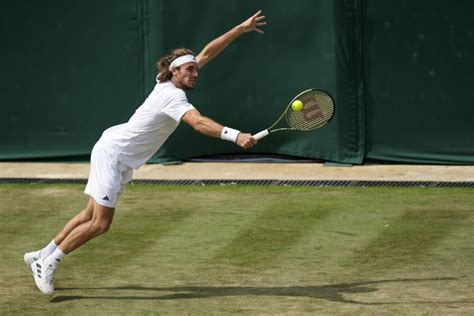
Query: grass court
1 184 473 314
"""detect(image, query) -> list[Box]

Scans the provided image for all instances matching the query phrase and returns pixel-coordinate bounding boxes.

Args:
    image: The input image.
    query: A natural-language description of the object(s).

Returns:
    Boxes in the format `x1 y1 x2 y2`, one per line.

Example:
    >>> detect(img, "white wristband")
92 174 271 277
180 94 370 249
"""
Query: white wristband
221 127 240 143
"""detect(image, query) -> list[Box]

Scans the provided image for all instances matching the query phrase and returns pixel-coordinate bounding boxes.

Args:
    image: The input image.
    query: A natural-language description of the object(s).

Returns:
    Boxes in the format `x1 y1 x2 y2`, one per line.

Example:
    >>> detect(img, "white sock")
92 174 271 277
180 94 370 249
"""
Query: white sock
39 240 57 258
45 247 66 266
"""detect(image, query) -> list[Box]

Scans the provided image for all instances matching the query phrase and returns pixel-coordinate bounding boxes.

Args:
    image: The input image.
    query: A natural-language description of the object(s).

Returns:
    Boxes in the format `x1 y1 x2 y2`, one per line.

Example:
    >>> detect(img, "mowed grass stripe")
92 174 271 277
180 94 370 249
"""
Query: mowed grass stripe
273 206 399 283
349 192 473 272
432 212 474 274
101 189 266 285
214 191 332 268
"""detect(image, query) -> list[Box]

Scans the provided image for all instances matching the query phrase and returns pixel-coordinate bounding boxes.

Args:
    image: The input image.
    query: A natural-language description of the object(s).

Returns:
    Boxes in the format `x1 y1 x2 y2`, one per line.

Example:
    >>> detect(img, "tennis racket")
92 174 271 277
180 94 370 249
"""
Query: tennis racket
252 89 335 140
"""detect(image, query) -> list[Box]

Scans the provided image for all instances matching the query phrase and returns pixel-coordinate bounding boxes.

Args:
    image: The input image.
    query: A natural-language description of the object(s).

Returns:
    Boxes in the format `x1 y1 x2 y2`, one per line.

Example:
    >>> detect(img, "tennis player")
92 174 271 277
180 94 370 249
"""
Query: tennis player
24 10 266 295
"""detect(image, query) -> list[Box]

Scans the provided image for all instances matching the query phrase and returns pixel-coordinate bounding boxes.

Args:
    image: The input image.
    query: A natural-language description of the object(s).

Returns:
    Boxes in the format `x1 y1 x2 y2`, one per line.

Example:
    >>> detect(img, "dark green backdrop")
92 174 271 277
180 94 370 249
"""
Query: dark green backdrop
1 0 473 164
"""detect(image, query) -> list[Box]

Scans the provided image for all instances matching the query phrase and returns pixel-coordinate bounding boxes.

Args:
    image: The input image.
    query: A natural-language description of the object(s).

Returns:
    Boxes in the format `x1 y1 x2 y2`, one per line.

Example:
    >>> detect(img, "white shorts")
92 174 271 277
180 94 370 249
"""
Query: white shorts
84 141 133 208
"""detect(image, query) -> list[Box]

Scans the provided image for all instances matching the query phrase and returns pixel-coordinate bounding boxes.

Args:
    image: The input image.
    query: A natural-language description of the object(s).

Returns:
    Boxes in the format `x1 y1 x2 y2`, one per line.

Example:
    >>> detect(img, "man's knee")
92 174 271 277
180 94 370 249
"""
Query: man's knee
90 200 115 235
79 198 95 221
90 220 112 235
80 209 94 222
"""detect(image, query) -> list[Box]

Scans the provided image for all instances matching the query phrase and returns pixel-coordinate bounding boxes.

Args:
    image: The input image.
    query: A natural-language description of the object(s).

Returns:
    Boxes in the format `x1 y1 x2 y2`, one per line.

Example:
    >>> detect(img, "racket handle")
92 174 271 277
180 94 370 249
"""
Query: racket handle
252 129 269 140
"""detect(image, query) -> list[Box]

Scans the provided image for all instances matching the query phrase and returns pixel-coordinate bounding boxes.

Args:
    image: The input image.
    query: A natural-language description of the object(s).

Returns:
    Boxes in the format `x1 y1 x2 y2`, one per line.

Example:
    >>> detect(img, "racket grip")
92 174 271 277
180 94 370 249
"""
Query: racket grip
252 129 269 140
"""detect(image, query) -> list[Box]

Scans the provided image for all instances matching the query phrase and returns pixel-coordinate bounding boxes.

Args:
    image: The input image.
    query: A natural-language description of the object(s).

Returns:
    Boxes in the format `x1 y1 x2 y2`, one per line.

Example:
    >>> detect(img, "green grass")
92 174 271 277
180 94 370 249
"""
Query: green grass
1 184 473 315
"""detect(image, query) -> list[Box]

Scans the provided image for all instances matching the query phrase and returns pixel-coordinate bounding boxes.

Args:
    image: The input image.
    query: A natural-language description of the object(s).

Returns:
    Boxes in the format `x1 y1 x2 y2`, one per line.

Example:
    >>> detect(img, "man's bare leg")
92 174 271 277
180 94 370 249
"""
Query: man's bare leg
30 198 115 295
53 198 95 245
23 197 95 267
57 199 115 254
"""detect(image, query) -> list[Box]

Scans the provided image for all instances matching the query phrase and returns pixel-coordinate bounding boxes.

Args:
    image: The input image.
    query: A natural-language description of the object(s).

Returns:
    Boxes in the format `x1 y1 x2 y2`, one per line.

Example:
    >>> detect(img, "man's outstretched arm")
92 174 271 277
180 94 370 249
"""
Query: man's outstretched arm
196 10 267 69
182 109 256 149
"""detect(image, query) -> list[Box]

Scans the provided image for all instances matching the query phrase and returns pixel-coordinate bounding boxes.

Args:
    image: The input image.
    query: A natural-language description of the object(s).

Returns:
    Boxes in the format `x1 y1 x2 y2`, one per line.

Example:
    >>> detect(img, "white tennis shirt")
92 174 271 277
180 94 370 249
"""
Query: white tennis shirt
99 81 195 169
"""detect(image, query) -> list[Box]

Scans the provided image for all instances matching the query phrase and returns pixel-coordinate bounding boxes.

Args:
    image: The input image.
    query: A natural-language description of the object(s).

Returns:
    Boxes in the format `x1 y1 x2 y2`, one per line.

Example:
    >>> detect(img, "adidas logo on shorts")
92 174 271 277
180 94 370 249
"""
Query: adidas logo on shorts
102 196 109 201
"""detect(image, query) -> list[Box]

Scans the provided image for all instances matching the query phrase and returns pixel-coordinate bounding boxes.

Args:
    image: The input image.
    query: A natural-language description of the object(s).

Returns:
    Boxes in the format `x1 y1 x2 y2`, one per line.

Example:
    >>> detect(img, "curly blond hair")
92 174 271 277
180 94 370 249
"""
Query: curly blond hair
156 48 196 82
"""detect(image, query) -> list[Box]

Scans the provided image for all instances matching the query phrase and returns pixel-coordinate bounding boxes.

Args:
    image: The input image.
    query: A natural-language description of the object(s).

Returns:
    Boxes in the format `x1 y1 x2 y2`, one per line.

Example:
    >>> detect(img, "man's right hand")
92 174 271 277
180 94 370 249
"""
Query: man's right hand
236 133 257 149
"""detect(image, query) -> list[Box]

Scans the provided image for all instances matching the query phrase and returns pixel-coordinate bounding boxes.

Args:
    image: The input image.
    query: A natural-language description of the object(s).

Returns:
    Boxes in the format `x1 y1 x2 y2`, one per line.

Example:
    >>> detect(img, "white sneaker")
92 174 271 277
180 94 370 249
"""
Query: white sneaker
24 251 41 275
31 259 56 295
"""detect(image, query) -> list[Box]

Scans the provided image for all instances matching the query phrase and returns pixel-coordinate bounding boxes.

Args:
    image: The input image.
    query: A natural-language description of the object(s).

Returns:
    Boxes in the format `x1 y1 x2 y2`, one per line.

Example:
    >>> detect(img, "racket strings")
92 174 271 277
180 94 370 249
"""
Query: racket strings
285 91 334 131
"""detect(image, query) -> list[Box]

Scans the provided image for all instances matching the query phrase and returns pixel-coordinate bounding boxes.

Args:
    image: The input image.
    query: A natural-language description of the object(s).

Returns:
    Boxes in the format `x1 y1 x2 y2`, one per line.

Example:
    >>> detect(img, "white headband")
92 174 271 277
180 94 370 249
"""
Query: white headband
168 54 197 71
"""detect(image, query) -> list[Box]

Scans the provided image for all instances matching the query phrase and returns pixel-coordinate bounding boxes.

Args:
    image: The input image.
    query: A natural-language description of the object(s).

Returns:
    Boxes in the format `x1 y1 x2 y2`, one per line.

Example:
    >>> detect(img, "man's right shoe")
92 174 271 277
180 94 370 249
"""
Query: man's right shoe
31 259 56 295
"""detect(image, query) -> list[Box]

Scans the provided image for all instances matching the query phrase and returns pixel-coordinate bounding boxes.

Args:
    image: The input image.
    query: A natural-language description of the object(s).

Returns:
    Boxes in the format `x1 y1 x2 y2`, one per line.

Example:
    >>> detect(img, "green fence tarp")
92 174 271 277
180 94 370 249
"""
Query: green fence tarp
1 0 472 164
363 0 474 164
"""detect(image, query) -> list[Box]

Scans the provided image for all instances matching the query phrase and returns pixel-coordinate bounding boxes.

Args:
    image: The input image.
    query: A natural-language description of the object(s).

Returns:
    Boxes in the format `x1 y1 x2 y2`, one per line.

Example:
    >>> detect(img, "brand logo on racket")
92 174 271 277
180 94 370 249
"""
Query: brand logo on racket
302 101 324 122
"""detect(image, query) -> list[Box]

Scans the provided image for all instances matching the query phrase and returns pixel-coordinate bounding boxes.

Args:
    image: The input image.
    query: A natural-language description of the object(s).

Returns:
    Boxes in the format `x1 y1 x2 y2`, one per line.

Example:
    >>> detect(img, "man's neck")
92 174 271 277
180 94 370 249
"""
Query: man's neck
171 78 184 90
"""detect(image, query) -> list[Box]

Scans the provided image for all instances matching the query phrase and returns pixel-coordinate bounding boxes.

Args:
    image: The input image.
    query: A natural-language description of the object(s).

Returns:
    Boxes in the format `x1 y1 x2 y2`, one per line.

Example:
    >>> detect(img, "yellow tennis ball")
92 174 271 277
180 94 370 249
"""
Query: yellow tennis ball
291 100 303 112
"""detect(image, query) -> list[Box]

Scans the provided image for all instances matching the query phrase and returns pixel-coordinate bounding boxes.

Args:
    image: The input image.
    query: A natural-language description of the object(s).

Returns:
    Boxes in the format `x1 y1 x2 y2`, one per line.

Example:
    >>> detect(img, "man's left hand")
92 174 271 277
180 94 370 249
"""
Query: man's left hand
240 10 267 34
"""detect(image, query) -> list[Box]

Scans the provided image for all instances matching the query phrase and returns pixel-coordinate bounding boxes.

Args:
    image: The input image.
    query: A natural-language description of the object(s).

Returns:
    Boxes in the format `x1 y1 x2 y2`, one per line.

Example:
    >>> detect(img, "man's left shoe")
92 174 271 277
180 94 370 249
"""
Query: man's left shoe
23 251 40 275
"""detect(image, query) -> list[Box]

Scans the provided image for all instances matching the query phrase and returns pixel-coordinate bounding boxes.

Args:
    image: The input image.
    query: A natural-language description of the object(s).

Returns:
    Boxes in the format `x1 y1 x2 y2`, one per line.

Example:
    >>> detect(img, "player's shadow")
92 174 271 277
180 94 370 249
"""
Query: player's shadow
52 277 469 305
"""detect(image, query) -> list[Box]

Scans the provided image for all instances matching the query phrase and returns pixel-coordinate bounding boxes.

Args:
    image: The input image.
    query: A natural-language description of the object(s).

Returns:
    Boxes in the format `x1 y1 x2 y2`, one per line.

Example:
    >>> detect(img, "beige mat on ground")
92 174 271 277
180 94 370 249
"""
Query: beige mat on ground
0 162 473 182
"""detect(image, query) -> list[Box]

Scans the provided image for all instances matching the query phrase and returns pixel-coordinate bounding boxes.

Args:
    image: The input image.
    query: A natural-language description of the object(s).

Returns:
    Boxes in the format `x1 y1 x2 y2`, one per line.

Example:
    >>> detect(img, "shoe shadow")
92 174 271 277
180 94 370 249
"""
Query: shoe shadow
52 277 470 305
